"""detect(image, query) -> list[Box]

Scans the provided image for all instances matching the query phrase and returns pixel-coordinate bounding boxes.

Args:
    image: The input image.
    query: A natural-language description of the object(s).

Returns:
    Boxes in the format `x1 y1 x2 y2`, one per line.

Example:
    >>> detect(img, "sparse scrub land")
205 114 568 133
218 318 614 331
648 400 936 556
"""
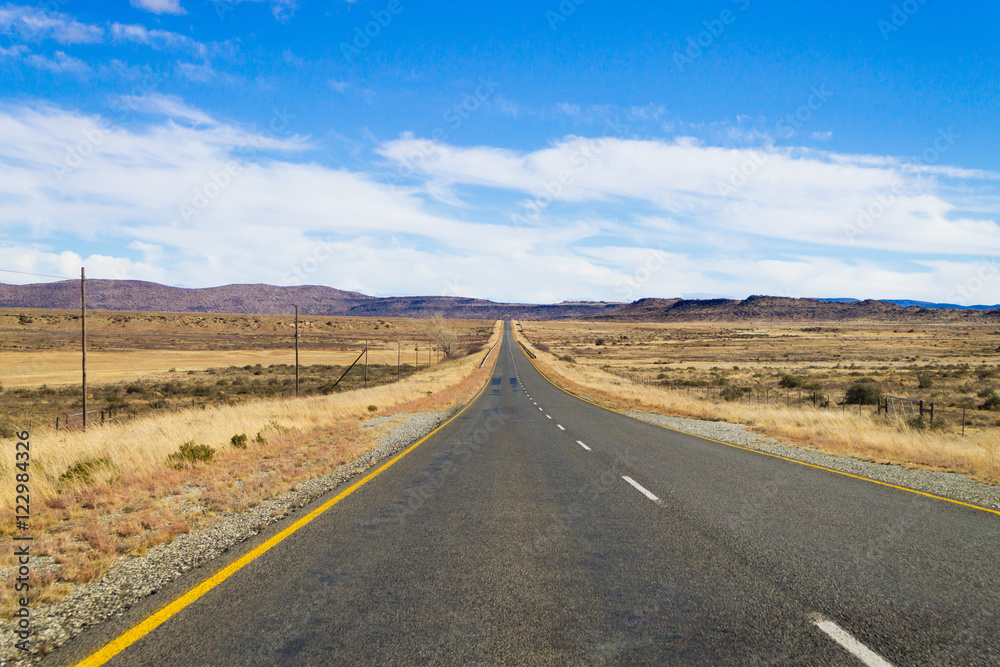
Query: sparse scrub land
515 320 1000 486
0 316 501 617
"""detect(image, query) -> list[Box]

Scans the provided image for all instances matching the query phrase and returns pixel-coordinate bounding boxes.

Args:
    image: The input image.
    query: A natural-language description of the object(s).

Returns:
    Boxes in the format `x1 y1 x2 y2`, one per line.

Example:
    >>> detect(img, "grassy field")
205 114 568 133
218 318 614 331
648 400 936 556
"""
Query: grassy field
514 320 1000 487
518 319 1000 432
0 311 499 619
0 308 493 436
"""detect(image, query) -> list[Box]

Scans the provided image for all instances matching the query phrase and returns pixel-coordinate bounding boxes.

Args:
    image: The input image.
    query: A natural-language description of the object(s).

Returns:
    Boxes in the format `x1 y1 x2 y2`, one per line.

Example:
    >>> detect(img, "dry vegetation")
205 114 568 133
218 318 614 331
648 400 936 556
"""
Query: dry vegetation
514 320 1000 486
0 313 500 616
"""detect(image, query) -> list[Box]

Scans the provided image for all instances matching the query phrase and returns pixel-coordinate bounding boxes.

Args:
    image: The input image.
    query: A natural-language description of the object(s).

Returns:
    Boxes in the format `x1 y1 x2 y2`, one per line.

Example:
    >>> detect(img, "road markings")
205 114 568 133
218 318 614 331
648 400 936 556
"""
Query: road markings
577 440 591 451
813 617 894 667
557 424 565 430
546 414 552 419
72 339 502 667
622 476 659 501
538 407 543 411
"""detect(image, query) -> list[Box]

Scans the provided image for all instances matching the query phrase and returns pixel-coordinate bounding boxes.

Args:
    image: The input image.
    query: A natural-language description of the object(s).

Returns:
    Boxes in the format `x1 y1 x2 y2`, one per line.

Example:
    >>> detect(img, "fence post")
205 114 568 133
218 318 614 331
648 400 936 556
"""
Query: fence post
929 402 934 424
962 408 966 437
56 417 60 430
919 400 924 418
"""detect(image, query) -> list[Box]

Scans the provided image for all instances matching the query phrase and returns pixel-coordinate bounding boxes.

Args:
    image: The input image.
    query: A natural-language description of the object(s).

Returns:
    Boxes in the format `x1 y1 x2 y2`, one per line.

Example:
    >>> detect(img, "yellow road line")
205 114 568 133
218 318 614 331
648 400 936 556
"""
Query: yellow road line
74 349 500 667
518 343 1000 519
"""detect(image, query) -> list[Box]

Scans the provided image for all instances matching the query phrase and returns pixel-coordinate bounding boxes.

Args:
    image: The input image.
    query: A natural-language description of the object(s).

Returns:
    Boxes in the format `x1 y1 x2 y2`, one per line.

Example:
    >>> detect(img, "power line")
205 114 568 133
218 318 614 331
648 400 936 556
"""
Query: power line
0 268 75 280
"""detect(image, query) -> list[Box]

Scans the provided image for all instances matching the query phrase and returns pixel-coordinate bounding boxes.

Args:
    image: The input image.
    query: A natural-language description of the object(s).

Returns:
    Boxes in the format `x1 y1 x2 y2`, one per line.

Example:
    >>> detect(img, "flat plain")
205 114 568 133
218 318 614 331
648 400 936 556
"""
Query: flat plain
519 318 1000 431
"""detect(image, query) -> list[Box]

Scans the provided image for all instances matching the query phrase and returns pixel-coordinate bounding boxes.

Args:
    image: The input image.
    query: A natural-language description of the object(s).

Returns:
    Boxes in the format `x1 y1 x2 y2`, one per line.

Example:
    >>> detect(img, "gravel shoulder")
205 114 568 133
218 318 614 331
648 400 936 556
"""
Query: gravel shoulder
1 409 455 667
628 410 1000 512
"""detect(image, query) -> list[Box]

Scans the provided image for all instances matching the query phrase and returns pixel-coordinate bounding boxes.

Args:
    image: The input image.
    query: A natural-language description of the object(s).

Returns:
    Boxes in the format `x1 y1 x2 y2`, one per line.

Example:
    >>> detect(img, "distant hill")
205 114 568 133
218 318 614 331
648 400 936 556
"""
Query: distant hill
0 280 624 320
818 297 1000 310
600 295 994 322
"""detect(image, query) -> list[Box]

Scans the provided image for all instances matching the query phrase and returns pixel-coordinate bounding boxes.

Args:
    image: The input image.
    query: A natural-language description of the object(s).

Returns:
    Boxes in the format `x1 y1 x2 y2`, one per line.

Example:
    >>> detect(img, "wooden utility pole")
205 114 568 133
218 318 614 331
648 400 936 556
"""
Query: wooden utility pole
294 305 299 397
397 337 400 382
81 267 87 431
364 339 368 388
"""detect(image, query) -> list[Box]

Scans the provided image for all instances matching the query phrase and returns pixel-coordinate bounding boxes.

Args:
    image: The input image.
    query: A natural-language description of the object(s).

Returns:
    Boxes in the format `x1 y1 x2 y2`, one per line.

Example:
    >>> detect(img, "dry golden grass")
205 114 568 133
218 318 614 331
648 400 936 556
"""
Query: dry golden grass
0 309 492 388
0 347 414 387
0 320 501 616
513 322 1000 486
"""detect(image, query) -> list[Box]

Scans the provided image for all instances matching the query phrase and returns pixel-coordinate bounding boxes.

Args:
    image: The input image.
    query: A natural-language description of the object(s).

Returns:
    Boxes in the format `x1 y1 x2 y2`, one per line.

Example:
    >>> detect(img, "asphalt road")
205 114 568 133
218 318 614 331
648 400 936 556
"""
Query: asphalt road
54 321 1000 665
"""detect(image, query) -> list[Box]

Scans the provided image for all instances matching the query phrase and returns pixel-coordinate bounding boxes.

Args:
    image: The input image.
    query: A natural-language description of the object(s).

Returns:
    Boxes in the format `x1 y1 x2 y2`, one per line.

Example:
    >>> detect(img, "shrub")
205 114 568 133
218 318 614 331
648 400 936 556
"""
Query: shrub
167 441 216 468
980 392 1000 411
559 355 575 363
720 385 747 401
367 404 378 412
778 374 802 389
534 342 550 353
254 432 267 446
467 344 483 355
231 433 248 449
594 338 605 346
917 373 933 389
58 457 116 487
845 381 883 405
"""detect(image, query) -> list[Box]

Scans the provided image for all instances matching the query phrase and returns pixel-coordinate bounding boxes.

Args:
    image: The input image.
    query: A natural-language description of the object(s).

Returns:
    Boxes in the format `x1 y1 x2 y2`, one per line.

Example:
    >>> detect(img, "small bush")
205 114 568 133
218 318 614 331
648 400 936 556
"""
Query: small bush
980 392 1000 411
467 344 483 355
594 338 605 346
845 381 883 405
367 404 378 412
254 432 267 446
59 457 116 487
917 373 933 389
167 441 216 468
231 433 248 449
534 342 550 353
778 374 802 389
559 355 575 363
719 385 747 401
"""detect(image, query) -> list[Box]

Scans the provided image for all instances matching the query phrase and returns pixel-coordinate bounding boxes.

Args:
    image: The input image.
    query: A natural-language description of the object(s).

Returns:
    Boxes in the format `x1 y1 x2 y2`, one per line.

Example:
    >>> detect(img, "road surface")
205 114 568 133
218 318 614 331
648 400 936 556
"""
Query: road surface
54 321 1000 665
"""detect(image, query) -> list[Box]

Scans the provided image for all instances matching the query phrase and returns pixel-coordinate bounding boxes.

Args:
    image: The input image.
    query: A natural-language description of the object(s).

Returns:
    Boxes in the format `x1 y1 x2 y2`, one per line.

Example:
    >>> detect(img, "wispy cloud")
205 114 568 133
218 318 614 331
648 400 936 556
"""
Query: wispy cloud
129 0 186 16
25 50 90 74
0 3 104 44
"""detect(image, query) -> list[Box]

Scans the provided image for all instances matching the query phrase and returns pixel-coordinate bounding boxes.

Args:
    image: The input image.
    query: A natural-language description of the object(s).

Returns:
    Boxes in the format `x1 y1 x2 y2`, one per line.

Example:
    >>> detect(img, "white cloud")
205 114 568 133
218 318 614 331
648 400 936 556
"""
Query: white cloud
378 135 1000 257
0 3 103 44
120 93 218 126
110 22 204 56
129 0 186 15
25 50 89 74
4 100 1000 303
0 43 27 57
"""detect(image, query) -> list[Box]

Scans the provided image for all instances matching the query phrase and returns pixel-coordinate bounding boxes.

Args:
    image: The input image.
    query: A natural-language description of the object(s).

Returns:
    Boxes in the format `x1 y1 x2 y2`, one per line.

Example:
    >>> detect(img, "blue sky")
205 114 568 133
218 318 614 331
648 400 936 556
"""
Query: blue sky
1 0 999 305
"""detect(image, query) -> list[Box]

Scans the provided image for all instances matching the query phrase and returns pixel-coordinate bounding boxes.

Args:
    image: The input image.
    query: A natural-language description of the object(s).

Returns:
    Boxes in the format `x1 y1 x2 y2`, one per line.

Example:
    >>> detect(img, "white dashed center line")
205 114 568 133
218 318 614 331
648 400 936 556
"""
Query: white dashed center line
538 407 543 411
813 617 894 667
621 476 659 501
557 424 565 430
546 414 552 419
576 440 591 451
